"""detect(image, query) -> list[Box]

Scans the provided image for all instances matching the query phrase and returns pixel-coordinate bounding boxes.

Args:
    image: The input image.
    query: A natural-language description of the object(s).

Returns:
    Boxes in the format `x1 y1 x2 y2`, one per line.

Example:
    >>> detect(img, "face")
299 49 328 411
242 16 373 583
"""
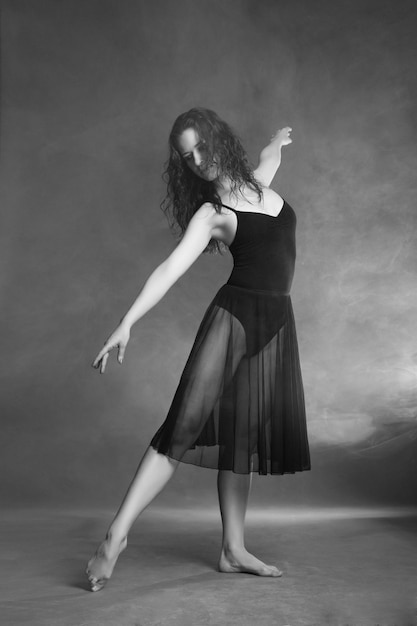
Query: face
176 128 219 181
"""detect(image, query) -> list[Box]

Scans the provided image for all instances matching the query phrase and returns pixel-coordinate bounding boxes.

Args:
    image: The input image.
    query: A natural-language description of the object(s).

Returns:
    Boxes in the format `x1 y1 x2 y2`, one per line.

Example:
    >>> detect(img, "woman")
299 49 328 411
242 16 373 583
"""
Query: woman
86 108 310 591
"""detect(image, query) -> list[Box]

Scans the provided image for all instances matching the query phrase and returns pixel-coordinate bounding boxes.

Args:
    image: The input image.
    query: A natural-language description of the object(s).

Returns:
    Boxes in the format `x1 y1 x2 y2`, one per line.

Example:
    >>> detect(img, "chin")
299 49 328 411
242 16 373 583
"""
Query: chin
203 167 220 182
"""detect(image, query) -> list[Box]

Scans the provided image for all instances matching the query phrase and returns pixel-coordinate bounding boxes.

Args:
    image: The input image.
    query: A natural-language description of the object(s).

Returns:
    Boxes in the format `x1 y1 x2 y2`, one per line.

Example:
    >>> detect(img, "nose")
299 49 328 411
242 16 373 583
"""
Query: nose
193 150 203 167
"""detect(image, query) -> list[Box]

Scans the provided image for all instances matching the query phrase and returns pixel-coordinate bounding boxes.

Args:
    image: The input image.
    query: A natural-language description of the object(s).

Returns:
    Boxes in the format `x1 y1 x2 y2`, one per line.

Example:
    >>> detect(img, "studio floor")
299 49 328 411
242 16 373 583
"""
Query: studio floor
1 506 416 626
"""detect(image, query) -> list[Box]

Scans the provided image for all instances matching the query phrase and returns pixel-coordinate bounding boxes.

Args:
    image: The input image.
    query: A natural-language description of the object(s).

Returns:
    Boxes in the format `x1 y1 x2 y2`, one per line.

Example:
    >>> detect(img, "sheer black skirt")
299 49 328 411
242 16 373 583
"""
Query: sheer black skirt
150 284 310 475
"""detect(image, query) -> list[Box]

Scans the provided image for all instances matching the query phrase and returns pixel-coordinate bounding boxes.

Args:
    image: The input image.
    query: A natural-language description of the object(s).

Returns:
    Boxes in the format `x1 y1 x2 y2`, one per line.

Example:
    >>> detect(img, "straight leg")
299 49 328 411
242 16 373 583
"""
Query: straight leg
86 447 178 590
217 470 282 577
108 446 178 541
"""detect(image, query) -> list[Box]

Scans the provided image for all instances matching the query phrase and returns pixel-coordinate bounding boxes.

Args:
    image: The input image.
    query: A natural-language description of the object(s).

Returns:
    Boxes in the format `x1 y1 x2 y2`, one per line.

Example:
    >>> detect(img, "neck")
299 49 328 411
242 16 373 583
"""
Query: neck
214 176 230 191
215 177 256 203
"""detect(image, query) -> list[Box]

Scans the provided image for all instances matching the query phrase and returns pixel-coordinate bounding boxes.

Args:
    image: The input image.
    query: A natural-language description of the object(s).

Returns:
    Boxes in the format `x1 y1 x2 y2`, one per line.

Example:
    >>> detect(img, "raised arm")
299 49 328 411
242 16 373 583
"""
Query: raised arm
254 126 292 188
93 203 217 372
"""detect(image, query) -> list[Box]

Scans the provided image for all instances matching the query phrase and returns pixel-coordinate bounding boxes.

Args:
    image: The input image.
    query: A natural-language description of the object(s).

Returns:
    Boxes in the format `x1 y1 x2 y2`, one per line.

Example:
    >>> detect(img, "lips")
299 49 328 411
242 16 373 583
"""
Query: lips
199 162 216 177
197 166 210 178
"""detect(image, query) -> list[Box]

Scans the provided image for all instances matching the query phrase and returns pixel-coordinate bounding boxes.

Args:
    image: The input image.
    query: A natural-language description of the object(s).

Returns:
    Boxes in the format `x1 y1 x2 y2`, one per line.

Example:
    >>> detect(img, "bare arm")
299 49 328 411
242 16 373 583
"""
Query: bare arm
254 126 292 188
93 203 217 372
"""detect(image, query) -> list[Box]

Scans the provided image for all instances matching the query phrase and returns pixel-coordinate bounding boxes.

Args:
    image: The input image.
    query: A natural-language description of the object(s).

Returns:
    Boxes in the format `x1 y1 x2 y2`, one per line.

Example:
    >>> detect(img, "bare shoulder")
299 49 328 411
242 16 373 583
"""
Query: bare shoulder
192 202 235 245
188 202 216 223
193 202 230 226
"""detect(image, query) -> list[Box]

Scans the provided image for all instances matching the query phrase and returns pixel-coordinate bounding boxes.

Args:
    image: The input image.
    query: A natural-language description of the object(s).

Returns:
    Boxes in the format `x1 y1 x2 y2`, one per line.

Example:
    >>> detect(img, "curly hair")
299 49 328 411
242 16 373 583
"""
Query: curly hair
161 107 263 253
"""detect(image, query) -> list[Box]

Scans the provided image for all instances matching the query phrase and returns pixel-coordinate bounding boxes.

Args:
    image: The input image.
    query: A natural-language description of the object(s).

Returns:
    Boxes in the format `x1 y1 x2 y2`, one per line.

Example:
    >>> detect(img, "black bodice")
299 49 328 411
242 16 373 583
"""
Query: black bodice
225 201 296 294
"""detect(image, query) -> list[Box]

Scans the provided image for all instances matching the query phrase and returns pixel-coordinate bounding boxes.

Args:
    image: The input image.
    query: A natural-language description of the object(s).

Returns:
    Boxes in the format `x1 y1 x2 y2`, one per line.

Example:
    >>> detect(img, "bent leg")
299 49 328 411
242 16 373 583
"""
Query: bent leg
217 470 282 577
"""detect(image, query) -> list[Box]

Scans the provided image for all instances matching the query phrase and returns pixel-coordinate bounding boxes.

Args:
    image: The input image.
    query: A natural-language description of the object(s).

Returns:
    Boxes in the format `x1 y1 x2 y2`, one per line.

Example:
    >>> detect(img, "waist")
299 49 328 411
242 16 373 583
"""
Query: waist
227 251 295 293
224 282 290 297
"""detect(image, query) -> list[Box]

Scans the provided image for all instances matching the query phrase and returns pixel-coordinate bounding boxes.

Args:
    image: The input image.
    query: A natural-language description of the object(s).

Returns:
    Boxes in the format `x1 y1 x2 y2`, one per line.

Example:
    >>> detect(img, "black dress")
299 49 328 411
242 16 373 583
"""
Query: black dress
150 200 311 475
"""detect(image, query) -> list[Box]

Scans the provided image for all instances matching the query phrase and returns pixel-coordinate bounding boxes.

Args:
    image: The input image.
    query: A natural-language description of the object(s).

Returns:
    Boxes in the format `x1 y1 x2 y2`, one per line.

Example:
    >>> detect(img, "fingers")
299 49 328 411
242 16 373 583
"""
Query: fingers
117 345 126 365
100 352 109 374
92 349 105 369
92 344 111 369
92 342 117 372
92 322 130 372
270 127 293 142
92 342 127 373
280 127 292 138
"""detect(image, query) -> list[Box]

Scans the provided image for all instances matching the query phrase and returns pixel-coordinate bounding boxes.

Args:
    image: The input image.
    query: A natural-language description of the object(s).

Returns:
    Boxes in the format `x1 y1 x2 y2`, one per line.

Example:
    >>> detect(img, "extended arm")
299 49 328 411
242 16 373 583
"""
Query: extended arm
93 203 217 372
254 126 292 188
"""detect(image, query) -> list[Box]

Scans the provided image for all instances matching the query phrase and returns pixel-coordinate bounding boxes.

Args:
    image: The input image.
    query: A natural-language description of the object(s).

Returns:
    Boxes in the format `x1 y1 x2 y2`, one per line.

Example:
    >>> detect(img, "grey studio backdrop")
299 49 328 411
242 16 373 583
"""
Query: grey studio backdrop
1 0 416 511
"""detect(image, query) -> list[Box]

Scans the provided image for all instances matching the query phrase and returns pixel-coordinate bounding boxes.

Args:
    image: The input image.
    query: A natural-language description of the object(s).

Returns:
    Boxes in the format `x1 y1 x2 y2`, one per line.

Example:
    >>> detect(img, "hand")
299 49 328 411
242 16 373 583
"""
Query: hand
270 126 292 147
92 322 131 374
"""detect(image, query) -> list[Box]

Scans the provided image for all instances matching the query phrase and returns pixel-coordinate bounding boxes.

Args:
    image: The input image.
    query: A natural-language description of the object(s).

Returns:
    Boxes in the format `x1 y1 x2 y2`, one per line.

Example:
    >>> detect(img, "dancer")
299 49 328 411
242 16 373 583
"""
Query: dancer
86 108 310 591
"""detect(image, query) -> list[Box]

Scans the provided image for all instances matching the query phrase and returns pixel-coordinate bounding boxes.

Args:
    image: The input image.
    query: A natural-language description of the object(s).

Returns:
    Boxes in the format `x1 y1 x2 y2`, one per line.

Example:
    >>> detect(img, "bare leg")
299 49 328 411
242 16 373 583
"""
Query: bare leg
217 470 282 577
86 446 178 590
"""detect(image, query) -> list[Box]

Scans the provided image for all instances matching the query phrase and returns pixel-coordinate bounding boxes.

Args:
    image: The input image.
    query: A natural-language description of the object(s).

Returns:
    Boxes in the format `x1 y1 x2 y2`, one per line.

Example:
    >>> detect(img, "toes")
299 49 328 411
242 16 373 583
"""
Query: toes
260 565 282 577
88 576 98 591
268 566 283 577
87 575 106 592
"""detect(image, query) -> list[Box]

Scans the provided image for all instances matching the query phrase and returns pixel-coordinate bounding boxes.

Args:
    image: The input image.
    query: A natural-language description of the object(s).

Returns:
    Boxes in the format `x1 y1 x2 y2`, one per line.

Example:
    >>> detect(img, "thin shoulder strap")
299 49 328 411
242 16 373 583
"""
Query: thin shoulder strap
220 202 236 212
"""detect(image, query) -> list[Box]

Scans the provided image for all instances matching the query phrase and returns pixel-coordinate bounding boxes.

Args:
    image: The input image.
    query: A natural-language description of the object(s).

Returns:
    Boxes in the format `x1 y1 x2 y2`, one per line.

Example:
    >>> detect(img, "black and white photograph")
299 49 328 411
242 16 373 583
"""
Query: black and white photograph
1 1 416 625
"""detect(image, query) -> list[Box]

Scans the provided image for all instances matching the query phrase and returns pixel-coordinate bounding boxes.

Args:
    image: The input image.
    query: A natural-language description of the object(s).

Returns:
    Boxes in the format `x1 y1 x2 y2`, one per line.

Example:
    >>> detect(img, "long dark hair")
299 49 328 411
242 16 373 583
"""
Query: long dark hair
161 107 262 252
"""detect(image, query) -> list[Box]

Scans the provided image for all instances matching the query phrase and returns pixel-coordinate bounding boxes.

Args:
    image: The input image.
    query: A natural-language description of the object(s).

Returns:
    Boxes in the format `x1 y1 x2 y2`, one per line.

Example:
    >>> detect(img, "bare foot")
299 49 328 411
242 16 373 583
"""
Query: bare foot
218 547 282 577
86 536 127 591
